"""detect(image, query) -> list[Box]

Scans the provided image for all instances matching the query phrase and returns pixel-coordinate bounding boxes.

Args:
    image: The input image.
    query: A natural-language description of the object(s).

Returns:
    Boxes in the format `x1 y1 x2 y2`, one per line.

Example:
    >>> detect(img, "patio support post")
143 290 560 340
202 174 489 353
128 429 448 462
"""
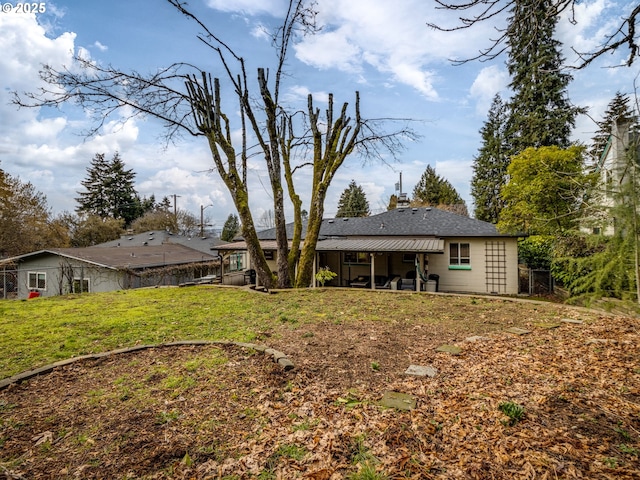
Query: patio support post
417 253 424 291
370 253 375 289
312 253 317 288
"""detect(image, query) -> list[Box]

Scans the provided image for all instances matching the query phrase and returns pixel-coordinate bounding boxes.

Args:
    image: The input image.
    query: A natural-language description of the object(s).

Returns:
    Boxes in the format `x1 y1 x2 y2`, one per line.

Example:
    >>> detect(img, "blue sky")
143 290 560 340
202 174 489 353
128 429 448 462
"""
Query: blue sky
1 0 639 230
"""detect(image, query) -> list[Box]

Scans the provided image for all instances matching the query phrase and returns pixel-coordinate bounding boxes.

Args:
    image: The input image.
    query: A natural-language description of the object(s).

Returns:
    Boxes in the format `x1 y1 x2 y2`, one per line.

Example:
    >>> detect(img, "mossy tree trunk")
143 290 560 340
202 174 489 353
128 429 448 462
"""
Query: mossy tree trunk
293 93 362 288
187 74 275 288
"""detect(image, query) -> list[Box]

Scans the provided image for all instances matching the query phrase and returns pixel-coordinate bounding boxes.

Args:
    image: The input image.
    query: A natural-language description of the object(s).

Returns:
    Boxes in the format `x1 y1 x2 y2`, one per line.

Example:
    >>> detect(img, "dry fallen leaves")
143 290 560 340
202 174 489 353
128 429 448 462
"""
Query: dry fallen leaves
0 308 639 479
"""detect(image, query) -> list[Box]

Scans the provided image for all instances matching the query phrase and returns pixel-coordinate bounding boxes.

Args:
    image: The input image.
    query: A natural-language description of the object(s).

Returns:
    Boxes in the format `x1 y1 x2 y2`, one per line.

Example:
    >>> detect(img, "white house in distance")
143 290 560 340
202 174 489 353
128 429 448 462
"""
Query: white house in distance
217 207 521 295
593 117 640 235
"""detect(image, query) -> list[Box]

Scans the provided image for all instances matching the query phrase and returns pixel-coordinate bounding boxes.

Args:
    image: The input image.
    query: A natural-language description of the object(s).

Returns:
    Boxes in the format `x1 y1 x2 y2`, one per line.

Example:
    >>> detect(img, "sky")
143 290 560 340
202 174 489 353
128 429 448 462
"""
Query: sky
1 0 639 231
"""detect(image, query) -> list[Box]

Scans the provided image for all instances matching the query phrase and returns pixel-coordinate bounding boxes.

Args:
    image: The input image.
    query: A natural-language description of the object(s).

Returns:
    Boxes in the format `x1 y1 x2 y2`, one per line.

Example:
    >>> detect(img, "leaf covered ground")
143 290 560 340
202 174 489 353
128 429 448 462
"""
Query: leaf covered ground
0 289 639 479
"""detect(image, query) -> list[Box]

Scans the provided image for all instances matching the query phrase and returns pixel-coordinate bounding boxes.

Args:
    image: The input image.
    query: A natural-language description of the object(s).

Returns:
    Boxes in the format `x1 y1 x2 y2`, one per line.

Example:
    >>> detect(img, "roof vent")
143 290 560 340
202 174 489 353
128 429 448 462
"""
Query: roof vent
143 241 148 246
343 218 348 221
328 219 334 223
425 207 432 211
380 223 385 229
412 208 418 212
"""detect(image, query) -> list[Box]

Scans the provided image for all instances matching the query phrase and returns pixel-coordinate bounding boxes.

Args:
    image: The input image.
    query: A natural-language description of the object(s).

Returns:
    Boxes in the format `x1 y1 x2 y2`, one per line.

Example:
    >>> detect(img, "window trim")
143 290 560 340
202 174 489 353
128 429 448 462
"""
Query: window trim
28 271 47 291
449 242 471 268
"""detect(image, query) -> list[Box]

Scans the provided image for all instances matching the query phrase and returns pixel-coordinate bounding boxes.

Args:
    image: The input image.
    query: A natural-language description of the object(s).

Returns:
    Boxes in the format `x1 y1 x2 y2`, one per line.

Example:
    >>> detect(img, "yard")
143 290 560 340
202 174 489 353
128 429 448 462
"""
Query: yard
1 287 639 479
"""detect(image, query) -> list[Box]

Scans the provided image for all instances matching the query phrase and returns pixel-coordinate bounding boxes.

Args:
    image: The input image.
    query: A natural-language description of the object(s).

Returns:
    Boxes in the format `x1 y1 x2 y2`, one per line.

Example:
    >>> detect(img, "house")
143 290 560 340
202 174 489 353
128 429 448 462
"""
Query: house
2 241 220 299
592 117 639 235
217 207 521 294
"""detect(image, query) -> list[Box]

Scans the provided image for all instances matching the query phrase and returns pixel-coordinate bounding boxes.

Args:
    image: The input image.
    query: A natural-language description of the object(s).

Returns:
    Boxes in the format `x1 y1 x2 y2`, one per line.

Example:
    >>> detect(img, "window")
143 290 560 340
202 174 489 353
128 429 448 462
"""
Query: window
228 253 245 271
264 250 274 260
449 243 470 267
402 253 416 263
343 252 370 264
28 272 46 290
73 278 90 293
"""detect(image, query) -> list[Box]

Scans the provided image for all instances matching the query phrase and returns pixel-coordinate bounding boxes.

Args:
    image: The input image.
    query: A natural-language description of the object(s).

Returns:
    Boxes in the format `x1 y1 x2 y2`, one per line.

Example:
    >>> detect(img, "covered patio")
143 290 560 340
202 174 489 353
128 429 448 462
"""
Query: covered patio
313 237 445 291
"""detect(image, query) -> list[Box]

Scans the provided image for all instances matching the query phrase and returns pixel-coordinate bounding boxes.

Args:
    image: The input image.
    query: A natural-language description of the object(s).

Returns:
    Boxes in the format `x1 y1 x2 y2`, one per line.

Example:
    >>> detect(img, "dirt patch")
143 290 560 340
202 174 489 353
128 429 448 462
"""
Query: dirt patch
1 303 639 479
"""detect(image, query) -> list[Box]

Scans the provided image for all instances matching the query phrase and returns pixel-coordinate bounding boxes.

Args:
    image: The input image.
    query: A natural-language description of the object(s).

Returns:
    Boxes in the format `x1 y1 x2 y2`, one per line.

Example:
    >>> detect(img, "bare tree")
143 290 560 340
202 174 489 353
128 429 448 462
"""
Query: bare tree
428 0 640 68
257 210 276 231
13 0 414 288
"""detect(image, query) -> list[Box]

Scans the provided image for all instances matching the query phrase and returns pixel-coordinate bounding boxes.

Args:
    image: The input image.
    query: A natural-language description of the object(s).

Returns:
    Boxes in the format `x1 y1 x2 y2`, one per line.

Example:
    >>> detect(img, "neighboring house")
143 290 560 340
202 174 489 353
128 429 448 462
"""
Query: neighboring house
217 207 521 294
592 117 640 235
2 242 219 299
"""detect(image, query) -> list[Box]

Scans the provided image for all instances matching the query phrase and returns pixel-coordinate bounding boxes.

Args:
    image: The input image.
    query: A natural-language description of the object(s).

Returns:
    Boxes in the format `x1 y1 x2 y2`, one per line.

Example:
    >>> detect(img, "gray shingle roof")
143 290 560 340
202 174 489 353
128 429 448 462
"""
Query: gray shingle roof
95 230 224 255
256 207 509 240
8 244 218 270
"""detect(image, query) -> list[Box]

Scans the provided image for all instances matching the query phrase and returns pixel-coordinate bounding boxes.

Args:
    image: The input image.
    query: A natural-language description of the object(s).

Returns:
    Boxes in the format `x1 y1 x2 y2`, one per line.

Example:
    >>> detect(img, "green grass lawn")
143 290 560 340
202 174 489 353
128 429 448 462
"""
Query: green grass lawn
0 285 594 379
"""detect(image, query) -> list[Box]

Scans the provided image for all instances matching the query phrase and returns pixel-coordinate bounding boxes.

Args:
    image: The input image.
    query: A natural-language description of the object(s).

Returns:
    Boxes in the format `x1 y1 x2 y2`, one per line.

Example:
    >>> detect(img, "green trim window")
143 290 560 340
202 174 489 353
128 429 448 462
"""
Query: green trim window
28 272 46 290
228 253 245 271
449 243 470 267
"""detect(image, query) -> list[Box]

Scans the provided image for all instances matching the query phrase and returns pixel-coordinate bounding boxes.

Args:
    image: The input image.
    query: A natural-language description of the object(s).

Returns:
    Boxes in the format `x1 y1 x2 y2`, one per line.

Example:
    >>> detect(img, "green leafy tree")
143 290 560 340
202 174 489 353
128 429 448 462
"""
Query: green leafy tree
76 152 143 226
58 213 124 247
504 0 582 155
498 146 592 235
221 214 240 242
518 235 554 270
411 165 467 214
336 180 370 217
0 167 67 256
471 94 510 223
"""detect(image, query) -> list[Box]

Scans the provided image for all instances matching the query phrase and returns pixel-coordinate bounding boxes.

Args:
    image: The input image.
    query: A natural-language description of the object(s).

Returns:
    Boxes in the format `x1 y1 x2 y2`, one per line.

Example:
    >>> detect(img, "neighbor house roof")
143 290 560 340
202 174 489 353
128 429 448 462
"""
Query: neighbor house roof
4 244 218 270
95 230 224 255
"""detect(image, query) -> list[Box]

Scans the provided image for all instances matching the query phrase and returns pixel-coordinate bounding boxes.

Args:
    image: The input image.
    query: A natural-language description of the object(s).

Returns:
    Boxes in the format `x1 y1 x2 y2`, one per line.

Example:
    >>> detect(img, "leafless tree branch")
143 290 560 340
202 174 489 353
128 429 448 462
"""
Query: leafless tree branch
428 0 640 68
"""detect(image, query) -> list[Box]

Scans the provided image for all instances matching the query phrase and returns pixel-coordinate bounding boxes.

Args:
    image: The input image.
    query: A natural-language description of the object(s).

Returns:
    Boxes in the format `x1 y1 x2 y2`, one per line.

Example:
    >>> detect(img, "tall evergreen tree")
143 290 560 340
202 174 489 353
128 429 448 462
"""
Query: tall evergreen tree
76 152 142 225
335 180 370 217
412 165 466 212
471 94 510 223
504 0 581 155
221 214 240 242
589 91 635 167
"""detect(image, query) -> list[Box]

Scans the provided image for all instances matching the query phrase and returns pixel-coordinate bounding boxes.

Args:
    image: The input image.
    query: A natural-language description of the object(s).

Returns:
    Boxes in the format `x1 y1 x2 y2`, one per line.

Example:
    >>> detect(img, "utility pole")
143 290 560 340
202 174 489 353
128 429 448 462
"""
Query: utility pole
172 194 181 219
200 204 213 237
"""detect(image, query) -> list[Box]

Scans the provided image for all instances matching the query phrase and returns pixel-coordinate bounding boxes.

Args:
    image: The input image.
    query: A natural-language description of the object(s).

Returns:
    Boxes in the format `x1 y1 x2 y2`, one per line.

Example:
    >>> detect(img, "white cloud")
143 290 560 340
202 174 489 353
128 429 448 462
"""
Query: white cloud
469 65 510 115
205 0 288 16
93 41 108 51
290 0 494 100
294 26 363 73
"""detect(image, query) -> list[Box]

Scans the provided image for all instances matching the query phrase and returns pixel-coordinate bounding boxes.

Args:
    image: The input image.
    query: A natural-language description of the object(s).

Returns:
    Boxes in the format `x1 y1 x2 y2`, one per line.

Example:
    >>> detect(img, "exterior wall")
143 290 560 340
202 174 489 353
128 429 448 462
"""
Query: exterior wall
588 118 637 236
428 237 518 295
16 255 123 299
